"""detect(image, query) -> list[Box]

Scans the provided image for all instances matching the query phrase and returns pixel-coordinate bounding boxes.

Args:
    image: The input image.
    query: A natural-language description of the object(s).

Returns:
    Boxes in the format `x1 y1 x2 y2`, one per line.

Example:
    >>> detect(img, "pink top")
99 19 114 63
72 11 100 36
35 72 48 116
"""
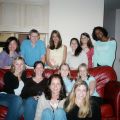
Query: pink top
86 48 94 68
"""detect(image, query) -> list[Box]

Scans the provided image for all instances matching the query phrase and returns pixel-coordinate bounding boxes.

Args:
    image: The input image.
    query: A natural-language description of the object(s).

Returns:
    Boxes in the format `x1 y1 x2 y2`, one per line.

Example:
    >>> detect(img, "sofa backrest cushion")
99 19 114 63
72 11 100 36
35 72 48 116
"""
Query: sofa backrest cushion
0 66 117 98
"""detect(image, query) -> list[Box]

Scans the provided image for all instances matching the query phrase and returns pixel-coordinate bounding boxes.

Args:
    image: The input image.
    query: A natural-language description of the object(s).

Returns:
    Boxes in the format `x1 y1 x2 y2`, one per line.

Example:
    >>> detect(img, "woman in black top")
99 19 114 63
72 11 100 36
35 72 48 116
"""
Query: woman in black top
64 81 101 120
0 56 26 120
21 61 48 120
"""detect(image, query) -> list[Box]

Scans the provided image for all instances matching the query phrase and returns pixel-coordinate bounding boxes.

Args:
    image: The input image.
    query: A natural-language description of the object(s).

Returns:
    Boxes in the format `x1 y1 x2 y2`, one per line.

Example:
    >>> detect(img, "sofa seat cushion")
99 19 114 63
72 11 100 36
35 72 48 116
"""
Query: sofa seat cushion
101 104 113 117
0 106 7 120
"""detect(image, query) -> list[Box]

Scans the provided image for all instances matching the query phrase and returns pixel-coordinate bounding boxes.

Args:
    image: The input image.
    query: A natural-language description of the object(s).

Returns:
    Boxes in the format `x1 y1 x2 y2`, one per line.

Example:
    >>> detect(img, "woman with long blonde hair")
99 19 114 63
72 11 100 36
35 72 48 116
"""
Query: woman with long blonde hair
78 63 103 105
64 81 101 120
0 56 26 120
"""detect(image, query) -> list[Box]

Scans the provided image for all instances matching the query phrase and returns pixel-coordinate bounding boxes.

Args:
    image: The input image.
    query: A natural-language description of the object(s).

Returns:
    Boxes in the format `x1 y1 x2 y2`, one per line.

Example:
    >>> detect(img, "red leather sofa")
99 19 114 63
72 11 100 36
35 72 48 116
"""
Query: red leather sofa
0 66 120 120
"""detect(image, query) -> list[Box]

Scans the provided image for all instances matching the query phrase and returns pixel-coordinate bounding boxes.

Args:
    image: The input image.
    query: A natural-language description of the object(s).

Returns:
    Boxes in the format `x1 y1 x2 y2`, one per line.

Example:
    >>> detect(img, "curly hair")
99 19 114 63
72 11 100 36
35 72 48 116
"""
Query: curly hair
92 26 108 41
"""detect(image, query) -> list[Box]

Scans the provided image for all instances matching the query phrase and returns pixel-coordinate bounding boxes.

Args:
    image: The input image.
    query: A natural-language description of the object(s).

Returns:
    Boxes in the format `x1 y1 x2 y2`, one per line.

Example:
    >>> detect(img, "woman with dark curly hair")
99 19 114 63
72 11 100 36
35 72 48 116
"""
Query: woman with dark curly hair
34 74 67 120
0 36 20 68
92 26 116 67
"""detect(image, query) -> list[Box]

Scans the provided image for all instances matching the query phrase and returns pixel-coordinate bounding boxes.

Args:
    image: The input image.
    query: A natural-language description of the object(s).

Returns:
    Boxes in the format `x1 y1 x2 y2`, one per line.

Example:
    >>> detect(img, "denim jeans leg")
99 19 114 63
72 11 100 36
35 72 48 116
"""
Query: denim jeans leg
0 94 23 120
23 97 38 120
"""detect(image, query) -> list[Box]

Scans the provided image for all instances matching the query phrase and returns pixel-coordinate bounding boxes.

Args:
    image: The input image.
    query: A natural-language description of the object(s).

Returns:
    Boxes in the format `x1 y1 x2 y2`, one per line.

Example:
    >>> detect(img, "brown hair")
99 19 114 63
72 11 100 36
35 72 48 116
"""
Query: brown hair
59 63 72 80
49 30 62 50
44 74 66 100
80 32 93 48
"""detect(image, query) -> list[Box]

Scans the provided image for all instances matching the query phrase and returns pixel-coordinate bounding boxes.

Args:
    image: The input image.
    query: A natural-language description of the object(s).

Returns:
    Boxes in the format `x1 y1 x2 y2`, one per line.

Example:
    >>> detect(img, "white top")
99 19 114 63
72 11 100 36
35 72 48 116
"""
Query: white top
67 50 88 69
14 80 24 96
49 45 64 66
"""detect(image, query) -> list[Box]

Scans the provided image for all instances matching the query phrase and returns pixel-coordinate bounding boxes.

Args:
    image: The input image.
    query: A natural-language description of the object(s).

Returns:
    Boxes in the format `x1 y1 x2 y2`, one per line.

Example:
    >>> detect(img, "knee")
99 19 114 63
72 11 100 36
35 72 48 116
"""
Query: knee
11 95 22 105
55 108 66 116
42 108 52 116
24 97 35 105
24 97 37 109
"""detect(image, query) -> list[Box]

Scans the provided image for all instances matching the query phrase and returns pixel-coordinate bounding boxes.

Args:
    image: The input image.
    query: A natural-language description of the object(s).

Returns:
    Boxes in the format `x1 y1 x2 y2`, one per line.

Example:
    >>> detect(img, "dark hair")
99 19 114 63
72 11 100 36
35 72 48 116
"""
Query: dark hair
33 61 45 69
49 30 62 50
80 33 93 48
3 36 20 54
44 74 66 100
33 61 45 77
29 29 39 36
92 26 108 40
70 38 82 56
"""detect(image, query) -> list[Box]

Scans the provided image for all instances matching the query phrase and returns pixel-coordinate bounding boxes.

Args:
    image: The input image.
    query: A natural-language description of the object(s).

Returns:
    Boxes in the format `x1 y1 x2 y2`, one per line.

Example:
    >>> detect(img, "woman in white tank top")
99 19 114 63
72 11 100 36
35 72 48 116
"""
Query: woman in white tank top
46 30 67 69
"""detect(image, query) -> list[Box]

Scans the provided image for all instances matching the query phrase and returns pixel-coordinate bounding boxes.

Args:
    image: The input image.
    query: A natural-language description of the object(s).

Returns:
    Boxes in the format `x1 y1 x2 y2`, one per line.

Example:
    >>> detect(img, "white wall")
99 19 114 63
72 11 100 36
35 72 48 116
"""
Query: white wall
114 9 120 81
49 0 104 50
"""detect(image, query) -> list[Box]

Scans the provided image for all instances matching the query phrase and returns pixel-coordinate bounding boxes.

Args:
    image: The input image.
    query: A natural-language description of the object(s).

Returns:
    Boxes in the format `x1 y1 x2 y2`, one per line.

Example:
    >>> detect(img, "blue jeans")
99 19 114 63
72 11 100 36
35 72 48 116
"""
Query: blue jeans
41 108 67 120
23 97 38 120
0 93 23 120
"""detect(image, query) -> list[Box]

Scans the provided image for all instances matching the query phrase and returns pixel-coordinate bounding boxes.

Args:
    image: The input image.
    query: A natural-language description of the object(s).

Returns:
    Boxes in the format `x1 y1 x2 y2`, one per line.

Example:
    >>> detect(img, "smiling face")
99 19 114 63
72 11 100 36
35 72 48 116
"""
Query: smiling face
52 33 60 46
60 64 70 78
34 63 44 77
70 39 78 51
80 35 89 45
95 29 104 41
29 32 39 44
49 77 62 96
8 40 18 52
14 59 25 73
75 84 87 101
78 66 88 79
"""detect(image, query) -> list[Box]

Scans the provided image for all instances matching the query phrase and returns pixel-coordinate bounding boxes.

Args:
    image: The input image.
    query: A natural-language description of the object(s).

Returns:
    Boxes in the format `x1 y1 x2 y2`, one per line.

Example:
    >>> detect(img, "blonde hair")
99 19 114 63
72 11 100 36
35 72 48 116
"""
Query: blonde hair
64 80 92 118
77 63 89 79
11 56 26 73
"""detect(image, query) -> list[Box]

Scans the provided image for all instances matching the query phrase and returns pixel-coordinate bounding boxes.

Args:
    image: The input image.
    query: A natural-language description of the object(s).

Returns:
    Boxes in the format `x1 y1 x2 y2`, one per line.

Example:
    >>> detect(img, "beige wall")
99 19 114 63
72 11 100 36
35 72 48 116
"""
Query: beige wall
0 2 49 33
49 0 104 50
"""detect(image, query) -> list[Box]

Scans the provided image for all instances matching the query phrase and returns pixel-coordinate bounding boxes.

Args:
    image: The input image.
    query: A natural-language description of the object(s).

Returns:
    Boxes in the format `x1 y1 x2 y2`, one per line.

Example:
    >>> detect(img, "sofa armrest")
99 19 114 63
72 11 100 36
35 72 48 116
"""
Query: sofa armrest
104 81 120 120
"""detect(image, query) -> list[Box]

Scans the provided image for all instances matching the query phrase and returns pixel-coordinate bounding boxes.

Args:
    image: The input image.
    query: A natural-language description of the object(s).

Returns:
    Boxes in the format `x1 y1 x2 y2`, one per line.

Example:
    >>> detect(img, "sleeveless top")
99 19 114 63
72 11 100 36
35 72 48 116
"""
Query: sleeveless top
49 45 64 66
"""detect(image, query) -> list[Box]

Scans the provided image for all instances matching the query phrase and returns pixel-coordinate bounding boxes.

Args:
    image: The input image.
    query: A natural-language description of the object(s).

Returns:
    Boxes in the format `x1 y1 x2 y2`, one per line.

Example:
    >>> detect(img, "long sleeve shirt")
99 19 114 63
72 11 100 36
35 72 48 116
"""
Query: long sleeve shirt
93 40 116 67
66 101 101 120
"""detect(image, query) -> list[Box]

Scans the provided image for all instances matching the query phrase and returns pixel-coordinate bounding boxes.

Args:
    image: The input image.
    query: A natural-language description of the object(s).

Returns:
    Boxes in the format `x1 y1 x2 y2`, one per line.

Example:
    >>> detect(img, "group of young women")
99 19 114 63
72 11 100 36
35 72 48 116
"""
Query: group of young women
0 26 116 69
0 57 101 120
0 26 117 120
